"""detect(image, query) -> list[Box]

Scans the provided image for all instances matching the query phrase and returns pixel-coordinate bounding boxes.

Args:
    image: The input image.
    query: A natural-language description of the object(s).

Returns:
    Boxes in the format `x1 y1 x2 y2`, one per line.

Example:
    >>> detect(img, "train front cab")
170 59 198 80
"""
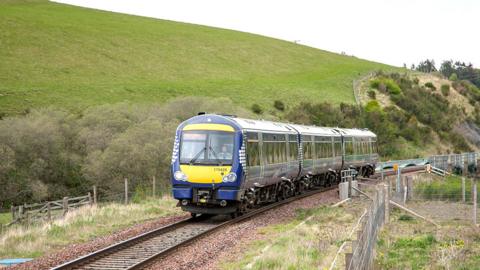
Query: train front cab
171 115 244 215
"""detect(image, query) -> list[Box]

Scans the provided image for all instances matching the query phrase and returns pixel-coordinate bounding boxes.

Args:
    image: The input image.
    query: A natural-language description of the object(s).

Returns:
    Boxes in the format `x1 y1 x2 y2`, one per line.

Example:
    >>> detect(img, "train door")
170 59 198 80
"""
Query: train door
246 131 263 186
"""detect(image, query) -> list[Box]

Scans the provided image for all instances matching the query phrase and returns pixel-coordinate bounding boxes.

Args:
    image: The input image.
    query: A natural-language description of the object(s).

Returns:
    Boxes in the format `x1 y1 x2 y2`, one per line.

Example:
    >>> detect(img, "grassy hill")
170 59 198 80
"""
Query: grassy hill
0 0 394 115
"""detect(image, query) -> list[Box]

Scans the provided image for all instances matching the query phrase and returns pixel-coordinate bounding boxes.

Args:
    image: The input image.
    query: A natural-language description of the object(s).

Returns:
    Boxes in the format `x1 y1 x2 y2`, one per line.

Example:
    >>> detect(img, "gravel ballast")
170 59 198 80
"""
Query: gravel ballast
146 189 339 270
9 214 189 270
12 189 338 270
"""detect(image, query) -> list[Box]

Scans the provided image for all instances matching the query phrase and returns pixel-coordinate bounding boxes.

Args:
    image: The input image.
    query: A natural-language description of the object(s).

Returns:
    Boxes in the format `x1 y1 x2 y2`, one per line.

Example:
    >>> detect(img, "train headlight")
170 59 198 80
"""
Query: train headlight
174 171 188 181
222 172 237 182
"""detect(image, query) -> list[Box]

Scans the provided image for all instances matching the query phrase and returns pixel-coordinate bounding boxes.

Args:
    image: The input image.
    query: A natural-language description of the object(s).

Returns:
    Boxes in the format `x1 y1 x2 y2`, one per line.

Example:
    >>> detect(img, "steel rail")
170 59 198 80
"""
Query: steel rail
51 186 336 270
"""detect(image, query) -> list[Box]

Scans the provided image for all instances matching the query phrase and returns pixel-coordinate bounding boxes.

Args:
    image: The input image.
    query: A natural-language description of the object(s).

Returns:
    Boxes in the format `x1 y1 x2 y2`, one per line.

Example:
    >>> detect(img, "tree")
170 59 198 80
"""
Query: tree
415 59 437 73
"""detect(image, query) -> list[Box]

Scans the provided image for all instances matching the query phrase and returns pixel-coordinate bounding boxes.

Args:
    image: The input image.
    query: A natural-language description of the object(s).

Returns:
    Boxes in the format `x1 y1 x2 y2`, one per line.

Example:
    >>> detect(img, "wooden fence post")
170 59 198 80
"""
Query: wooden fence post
152 176 156 198
88 192 92 205
93 185 97 205
407 176 413 200
384 184 389 224
47 202 52 222
63 197 69 216
474 179 477 226
11 205 15 221
462 177 466 203
124 178 128 205
19 205 23 220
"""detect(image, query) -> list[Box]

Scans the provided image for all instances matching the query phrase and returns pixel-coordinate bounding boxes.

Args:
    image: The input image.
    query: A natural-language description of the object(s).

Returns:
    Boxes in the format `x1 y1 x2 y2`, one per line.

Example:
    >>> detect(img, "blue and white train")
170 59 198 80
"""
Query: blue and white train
171 113 378 217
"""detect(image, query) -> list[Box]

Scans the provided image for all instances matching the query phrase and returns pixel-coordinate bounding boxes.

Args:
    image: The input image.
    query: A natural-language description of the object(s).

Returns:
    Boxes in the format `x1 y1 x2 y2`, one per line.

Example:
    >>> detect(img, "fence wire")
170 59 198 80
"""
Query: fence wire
347 186 385 270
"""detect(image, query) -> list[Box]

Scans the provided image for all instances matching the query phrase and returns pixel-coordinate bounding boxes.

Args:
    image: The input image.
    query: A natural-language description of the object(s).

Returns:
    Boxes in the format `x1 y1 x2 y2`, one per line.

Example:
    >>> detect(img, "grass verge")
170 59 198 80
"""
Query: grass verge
0 196 181 259
220 201 368 270
375 207 480 269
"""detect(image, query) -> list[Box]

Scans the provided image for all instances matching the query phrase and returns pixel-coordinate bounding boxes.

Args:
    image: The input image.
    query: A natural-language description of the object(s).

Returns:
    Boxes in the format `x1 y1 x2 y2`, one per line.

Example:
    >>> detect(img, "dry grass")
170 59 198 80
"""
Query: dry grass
221 200 369 270
0 196 180 259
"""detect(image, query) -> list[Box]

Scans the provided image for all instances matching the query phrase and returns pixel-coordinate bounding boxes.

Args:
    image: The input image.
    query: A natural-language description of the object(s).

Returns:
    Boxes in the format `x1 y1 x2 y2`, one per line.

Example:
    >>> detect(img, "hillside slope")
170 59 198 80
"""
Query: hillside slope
0 0 394 115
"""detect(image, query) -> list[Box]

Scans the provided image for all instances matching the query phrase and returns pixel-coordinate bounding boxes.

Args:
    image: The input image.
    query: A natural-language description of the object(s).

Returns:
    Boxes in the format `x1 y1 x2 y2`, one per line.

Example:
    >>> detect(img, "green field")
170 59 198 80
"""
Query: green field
0 0 394 115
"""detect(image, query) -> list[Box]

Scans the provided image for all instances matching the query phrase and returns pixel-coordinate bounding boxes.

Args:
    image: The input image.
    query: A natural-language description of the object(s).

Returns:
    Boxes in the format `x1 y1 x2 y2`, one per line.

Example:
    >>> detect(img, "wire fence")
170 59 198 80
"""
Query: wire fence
0 176 172 233
345 185 386 270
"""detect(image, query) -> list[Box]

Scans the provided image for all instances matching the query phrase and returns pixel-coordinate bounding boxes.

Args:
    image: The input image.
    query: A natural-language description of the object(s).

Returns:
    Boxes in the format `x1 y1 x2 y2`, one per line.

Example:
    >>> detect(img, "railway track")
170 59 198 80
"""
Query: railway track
51 186 336 270
51 166 426 270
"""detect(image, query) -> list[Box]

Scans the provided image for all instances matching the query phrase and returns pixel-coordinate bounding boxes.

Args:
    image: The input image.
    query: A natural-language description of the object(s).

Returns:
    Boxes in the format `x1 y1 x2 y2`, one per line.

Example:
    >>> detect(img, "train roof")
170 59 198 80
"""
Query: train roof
335 128 377 137
287 124 339 136
184 114 376 138
229 117 297 133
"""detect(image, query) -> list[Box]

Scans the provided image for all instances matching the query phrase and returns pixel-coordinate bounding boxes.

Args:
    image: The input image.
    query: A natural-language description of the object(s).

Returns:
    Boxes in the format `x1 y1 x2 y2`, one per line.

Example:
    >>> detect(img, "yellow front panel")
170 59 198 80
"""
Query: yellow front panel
180 165 231 183
183 123 234 132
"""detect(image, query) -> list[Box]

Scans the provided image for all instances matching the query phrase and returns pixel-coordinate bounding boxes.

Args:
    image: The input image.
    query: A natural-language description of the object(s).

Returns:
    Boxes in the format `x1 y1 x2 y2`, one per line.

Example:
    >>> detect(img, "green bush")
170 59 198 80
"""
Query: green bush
251 103 263 114
365 100 381 112
441 84 450 96
424 82 436 90
273 100 285 111
370 78 402 95
367 90 376 99
449 73 458 81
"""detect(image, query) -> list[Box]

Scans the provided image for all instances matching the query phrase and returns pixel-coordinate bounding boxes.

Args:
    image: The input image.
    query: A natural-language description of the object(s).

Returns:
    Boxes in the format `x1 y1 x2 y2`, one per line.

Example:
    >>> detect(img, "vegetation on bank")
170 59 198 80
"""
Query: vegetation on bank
0 0 393 116
0 97 252 207
220 205 362 270
414 175 479 202
376 207 480 269
0 196 180 259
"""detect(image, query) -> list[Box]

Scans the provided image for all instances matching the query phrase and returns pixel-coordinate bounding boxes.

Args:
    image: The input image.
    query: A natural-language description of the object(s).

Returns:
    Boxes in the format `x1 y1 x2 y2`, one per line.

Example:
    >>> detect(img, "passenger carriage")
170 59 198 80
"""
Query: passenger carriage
171 113 378 217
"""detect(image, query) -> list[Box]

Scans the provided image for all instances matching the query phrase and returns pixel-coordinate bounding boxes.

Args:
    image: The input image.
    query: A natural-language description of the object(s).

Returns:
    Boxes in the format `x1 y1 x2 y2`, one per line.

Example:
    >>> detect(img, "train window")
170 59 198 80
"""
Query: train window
247 132 258 141
289 135 297 142
302 135 312 142
315 142 321 158
279 142 287 163
289 142 298 160
247 141 260 166
344 137 354 155
303 142 312 159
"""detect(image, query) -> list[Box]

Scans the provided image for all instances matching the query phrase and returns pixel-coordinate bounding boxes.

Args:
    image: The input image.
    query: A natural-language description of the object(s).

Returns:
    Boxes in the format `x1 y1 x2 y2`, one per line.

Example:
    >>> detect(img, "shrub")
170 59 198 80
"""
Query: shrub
370 77 402 95
365 100 381 112
273 100 285 111
440 84 450 96
449 73 458 81
367 90 376 99
370 79 381 89
385 79 402 95
424 82 436 90
251 103 263 114
413 77 419 85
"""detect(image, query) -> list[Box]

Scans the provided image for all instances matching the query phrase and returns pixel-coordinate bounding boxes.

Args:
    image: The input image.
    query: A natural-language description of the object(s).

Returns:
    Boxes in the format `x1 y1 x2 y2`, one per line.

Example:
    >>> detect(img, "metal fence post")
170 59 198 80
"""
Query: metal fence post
462 177 466 203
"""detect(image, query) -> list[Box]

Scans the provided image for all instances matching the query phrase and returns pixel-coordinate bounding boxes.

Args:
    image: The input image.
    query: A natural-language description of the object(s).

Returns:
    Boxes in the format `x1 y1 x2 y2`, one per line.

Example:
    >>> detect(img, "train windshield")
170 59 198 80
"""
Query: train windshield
180 131 234 165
